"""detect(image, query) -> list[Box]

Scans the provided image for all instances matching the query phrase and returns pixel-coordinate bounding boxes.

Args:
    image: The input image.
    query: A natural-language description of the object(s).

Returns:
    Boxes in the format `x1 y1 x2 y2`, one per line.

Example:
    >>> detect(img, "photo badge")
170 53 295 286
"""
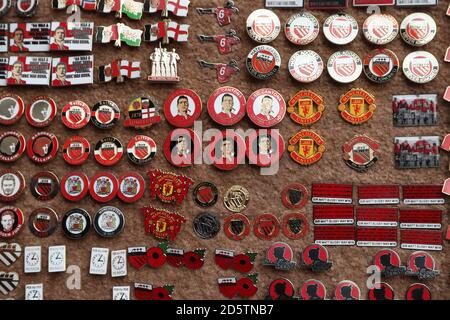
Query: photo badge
163 128 201 167
392 94 437 127
245 129 285 167
7 56 51 86
50 22 94 51
207 130 245 171
9 23 50 52
51 55 94 87
394 136 440 169
164 89 202 127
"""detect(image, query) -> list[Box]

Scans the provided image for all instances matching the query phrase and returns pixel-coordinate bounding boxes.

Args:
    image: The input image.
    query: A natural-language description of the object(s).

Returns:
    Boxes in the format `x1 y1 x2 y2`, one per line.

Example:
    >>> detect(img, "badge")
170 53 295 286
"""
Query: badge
0 94 24 125
142 206 186 241
48 245 66 272
405 251 439 280
0 206 24 239
399 209 442 230
246 9 281 43
356 207 398 227
281 183 308 209
362 14 398 45
354 0 394 5
198 29 240 55
61 208 91 239
193 212 220 239
394 136 440 169
50 21 94 51
91 100 120 129
0 0 11 17
142 0 190 17
223 213 250 241
193 182 219 207
266 0 304 7
143 20 189 44
323 13 358 45
300 244 332 272
99 59 141 83
61 100 91 129
300 279 326 300
117 172 145 203
28 207 58 238
309 0 348 8
207 130 246 171
218 274 258 299
287 90 324 126
0 243 21 267
263 242 295 270
246 45 281 80
124 95 161 129
215 250 256 273
93 206 125 238
281 212 308 240
368 282 394 300
89 172 119 203
95 23 120 45
314 225 356 246
7 56 51 85
343 135 379 172
400 13 436 47
30 171 59 201
207 86 246 126
402 184 444 205
223 185 250 213
334 280 360 300
327 50 363 83
89 247 109 275
363 49 399 83
198 59 240 84
163 128 201 167
196 0 239 27
127 135 157 165
401 229 442 251
148 44 180 82
15 0 38 17
25 96 56 128
127 247 148 270
8 23 50 52
94 137 124 166
406 283 432 300
164 89 202 127
392 94 438 127
0 169 25 202
288 50 323 83
24 246 41 273
402 51 439 83
254 214 280 240
373 249 406 277
134 283 175 300
314 205 354 225
397 0 437 6
0 271 18 295
108 251 126 277
51 55 94 86
62 136 90 165
338 88 376 125
146 243 167 269
0 24 7 53
284 12 319 45
312 183 353 204
356 227 397 247
246 129 285 167
247 88 285 127
266 278 296 300
288 130 325 165
0 131 25 163
168 246 206 270
147 169 194 204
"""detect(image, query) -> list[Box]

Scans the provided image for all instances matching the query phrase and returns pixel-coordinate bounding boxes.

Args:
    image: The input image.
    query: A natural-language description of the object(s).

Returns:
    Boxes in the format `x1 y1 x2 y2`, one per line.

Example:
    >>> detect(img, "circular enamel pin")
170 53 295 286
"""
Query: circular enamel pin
254 213 280 240
0 93 24 125
363 14 398 45
402 51 439 84
127 135 157 165
246 9 281 43
223 213 250 241
363 49 399 83
0 0 12 18
338 88 376 125
374 249 405 277
25 96 56 127
223 185 250 213
117 172 145 203
207 86 246 126
164 89 202 128
0 131 26 163
62 208 91 239
368 283 394 301
281 183 308 209
406 283 431 301
323 13 358 45
30 171 59 201
327 50 362 84
267 278 295 300
288 130 325 165
163 128 201 167
300 279 326 300
263 242 295 270
281 212 308 240
301 244 332 272
288 50 323 83
124 95 161 129
343 135 379 172
0 206 24 239
246 129 285 167
28 207 58 238
27 132 59 164
89 172 119 203
60 172 89 202
61 100 91 130
285 12 319 45
94 137 123 166
193 212 220 239
406 251 438 280
400 13 436 47
209 130 245 171
63 136 90 166
15 0 37 17
193 182 219 207
0 169 25 202
334 280 361 300
246 45 281 80
287 90 324 126
91 100 120 129
93 206 125 238
247 88 286 128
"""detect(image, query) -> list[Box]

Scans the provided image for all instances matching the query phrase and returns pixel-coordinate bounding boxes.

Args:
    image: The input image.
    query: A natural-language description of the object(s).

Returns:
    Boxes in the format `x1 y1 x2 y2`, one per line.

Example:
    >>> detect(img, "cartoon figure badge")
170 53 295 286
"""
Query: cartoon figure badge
198 59 239 84
124 96 161 129
373 249 406 278
338 89 376 125
405 251 439 280
142 206 186 242
266 278 297 300
300 244 332 272
262 242 296 271
196 0 239 27
405 283 431 301
343 135 379 172
148 43 181 82
287 90 324 126
164 89 202 127
288 130 325 165
147 169 194 204
333 280 361 300
198 29 240 55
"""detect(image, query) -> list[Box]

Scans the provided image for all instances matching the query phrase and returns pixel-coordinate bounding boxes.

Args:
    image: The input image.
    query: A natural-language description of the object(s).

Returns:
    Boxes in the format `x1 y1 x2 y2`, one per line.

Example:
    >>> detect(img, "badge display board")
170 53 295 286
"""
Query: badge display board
1 1 448 300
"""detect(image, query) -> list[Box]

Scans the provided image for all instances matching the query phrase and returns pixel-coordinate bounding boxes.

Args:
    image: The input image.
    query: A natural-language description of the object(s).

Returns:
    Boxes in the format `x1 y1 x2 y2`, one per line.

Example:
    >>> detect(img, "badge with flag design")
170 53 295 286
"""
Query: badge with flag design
119 0 144 20
50 22 94 51
51 55 94 87
95 24 120 46
9 23 50 52
7 56 51 86
52 0 97 10
0 24 7 53
124 95 161 129
97 0 121 13
119 23 143 46
144 20 189 44
99 59 141 83
144 0 190 17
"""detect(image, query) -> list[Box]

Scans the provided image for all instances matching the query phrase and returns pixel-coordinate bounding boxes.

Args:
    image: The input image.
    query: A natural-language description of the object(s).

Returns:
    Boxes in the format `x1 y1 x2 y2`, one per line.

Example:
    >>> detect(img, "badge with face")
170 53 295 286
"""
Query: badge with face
0 207 24 239
367 282 394 301
300 244 332 272
27 132 59 164
207 86 246 126
0 170 25 202
266 278 296 300
334 280 360 300
246 129 285 167
0 93 24 125
208 130 245 171
247 88 286 128
164 89 202 128
262 242 295 271
405 251 439 280
0 131 25 163
25 96 57 128
300 279 326 300
163 128 201 167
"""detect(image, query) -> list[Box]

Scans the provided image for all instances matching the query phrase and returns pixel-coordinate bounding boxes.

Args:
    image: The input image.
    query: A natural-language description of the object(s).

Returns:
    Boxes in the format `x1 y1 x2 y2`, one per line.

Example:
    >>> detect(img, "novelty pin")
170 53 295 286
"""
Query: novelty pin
96 23 142 47
300 279 326 300
147 169 194 204
124 95 161 129
134 283 174 300
314 225 356 246
144 20 189 44
198 59 239 84
338 89 376 125
218 274 258 299
215 249 256 273
148 43 180 82
0 131 26 163
50 22 94 51
333 280 360 300
143 0 190 17
51 55 94 87
392 94 438 127
0 271 19 295
167 246 206 270
288 130 325 165
300 244 332 272
288 90 324 126
99 59 141 83
196 0 238 26
142 206 186 241
9 23 50 52
198 29 240 55
7 56 51 86
343 135 379 172
263 242 296 271
265 278 297 300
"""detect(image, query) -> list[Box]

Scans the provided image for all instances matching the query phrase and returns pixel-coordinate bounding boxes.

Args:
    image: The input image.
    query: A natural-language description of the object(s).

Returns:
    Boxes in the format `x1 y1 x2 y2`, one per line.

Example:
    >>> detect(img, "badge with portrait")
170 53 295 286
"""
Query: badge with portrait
394 136 440 169
50 22 94 51
51 55 94 87
7 56 51 86
9 23 51 52
0 24 8 53
392 94 437 127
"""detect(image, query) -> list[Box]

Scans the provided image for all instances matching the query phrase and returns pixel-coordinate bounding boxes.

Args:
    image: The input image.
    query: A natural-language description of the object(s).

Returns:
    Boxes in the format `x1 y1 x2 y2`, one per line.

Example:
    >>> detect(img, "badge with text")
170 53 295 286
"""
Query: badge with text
399 209 442 230
147 169 194 204
25 283 43 300
142 206 186 242
7 56 51 86
356 207 398 227
288 130 325 166
343 135 379 172
309 0 348 9
51 55 94 87
356 227 397 247
89 247 109 275
288 90 324 126
50 22 94 51
124 96 161 129
9 23 50 52
112 286 130 300
207 86 246 126
402 185 444 204
357 185 400 205
164 89 202 127
262 242 296 271
207 130 246 171
215 249 256 273
311 183 353 204
266 0 303 7
401 229 442 251
314 225 356 246
338 89 376 125
313 205 354 225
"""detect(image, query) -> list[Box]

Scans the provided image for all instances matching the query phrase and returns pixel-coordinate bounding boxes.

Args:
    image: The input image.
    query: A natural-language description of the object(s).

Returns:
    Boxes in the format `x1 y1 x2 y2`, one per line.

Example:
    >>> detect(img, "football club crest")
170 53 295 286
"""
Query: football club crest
343 135 379 172
288 130 325 165
142 206 186 241
338 88 376 125
124 96 161 129
223 213 250 241
147 169 193 204
287 90 324 126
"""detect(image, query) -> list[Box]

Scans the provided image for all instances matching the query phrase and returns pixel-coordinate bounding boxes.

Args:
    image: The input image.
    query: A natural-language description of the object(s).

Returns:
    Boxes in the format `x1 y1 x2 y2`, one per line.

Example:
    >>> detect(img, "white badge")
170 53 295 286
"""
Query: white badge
7 56 51 86
89 247 109 275
24 246 41 274
0 24 7 53
111 249 127 278
112 286 130 300
265 0 304 7
48 245 66 273
25 283 43 300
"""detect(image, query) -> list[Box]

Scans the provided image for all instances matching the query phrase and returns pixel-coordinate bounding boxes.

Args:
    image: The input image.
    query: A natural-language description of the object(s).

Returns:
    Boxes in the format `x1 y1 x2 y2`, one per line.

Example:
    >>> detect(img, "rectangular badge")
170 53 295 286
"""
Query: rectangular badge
113 286 130 300
50 22 94 51
7 56 51 86
357 184 400 205
396 0 437 6
0 24 7 52
111 249 127 277
48 245 66 273
356 207 398 227
89 247 109 275
51 55 94 87
265 0 304 7
0 57 8 86
311 183 353 204
356 227 397 247
313 205 354 225
25 284 43 300
402 185 445 204
353 0 394 5
308 0 348 9
9 23 51 52
401 229 443 251
399 209 442 229
394 136 440 169
392 94 438 127
24 246 41 273
314 225 356 245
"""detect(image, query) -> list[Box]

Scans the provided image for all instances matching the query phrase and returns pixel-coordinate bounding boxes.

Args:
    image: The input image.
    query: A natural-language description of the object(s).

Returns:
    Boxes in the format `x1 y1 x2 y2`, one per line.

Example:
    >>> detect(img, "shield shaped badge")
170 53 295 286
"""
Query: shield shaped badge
299 138 314 158
349 98 365 117
298 98 314 118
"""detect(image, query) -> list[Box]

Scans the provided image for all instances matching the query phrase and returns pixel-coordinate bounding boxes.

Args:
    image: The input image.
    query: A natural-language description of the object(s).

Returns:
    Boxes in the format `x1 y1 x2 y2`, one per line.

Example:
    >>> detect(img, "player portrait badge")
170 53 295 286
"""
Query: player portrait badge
163 89 202 127
207 86 246 126
163 128 201 167
288 130 325 165
287 90 324 126
338 88 376 125
206 130 246 171
343 135 379 172
245 129 285 167
124 95 161 129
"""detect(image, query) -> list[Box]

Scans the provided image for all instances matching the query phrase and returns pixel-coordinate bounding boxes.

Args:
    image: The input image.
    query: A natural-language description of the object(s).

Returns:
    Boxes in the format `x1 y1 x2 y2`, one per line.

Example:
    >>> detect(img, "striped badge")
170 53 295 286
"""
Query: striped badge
0 272 19 295
0 243 21 267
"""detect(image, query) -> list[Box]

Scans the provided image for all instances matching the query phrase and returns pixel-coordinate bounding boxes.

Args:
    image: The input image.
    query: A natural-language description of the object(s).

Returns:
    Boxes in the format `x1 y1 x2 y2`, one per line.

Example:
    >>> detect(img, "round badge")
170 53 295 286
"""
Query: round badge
117 172 145 203
28 207 58 238
62 208 91 239
246 45 281 80
207 86 246 126
127 135 157 165
193 212 220 239
327 50 362 84
89 172 118 203
0 169 25 202
368 282 394 301
27 131 59 164
224 185 250 213
61 100 91 130
0 0 12 18
0 93 24 126
363 48 399 83
247 88 286 128
193 182 219 207
163 128 201 167
281 212 308 240
245 129 285 167
288 50 323 83
246 9 281 43
285 12 320 45
400 13 437 47
267 278 295 300
209 130 245 171
374 249 402 275
406 283 431 301
281 183 308 209
15 0 38 17
264 242 293 266
25 96 57 128
0 131 26 163
164 89 202 128
403 51 439 84
334 280 361 300
301 244 332 271
124 95 161 129
254 214 280 240
300 279 326 300
30 171 59 201
223 213 250 241
94 137 124 166
323 13 358 45
93 206 125 238
91 100 120 129
60 172 89 202
363 14 398 45
63 136 90 166
0 206 24 239
407 251 436 274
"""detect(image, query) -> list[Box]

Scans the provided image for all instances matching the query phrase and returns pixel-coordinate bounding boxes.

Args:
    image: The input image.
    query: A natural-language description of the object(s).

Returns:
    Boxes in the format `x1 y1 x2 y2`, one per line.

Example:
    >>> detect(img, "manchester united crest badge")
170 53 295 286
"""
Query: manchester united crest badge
288 90 324 126
343 135 379 172
142 206 186 242
338 89 376 125
288 130 325 165
147 170 194 204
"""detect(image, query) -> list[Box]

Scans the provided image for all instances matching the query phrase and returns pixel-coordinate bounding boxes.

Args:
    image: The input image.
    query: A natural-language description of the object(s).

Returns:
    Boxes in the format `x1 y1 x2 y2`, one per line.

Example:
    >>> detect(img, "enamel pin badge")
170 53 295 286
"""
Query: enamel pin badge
198 59 239 84
196 0 239 27
288 130 325 165
343 135 379 172
338 88 376 125
288 90 324 126
143 0 190 17
198 29 240 55
148 43 180 82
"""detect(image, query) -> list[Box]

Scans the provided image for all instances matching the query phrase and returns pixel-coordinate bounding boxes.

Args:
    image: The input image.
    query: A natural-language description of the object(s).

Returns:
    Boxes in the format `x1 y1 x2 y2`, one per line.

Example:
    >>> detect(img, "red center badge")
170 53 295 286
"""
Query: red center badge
147 169 194 204
267 278 296 300
207 86 246 126
207 130 245 171
25 96 57 128
61 100 91 130
142 206 186 242
343 135 379 172
253 213 280 240
246 88 286 128
373 249 405 277
164 89 202 128
288 130 325 165
163 128 201 167
0 93 24 126
63 136 90 165
368 282 394 301
287 90 324 126
338 88 376 125
127 135 157 165
124 96 161 129
300 244 333 272
94 137 123 166
334 280 361 300
406 283 431 301
27 132 59 164
245 129 285 167
117 172 145 203
89 172 118 203
405 251 439 280
60 171 89 202
300 279 327 300
223 213 250 241
281 212 308 240
262 242 295 270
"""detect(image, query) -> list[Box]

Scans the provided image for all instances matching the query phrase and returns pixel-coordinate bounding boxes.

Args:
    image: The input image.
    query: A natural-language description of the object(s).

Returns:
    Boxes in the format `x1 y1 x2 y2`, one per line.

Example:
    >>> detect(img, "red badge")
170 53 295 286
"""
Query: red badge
196 2 239 27
334 280 360 300
223 213 250 241
124 96 162 129
198 59 240 84
207 86 246 126
253 213 280 240
169 247 206 270
357 184 400 205
127 135 157 165
313 205 354 225
245 129 285 167
267 278 295 300
0 169 25 202
0 93 24 125
281 183 308 209
27 131 59 164
0 131 26 163
198 30 240 55
281 212 308 240
117 172 145 203
402 185 445 205
314 225 356 246
262 242 295 270
405 251 439 280
406 283 431 300
356 227 397 247
399 209 442 230
164 89 202 128
287 90 324 126
147 243 168 269
62 136 90 165
147 170 193 204
0 207 24 239
25 96 57 128
89 172 118 203
134 283 174 300
342 135 379 172
368 282 394 300
94 137 123 166
142 206 186 241
288 130 325 165
163 128 201 167
338 88 376 125
300 279 327 300
400 229 442 251
215 249 256 273
311 183 353 204
246 88 286 128
60 172 89 202
373 249 406 277
61 100 91 130
444 86 450 103
300 244 332 272
128 247 148 270
218 274 258 299
207 130 245 171
356 207 398 227
30 171 59 201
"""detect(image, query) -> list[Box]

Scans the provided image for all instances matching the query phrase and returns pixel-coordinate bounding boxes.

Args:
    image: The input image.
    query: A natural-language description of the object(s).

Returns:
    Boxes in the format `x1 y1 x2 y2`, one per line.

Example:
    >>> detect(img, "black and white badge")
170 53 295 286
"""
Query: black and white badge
89 247 109 275
111 249 127 278
25 283 43 300
48 245 66 273
24 246 41 274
